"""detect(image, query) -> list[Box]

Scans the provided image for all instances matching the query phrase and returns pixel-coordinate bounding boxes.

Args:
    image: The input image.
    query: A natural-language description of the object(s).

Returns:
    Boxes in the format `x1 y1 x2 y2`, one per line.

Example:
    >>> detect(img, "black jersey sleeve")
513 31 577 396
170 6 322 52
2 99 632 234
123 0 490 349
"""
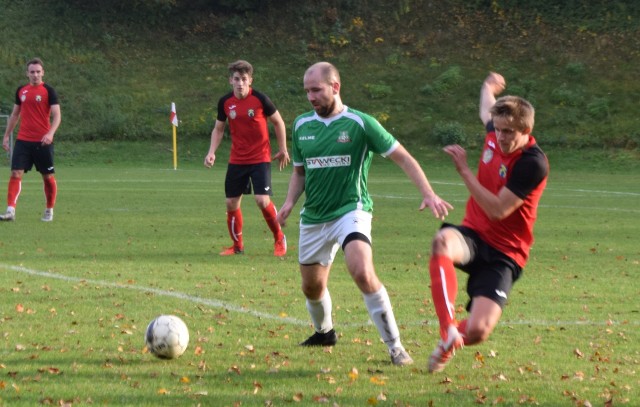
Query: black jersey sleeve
14 86 22 105
485 120 495 133
506 145 549 199
44 84 59 105
217 92 233 122
251 89 277 117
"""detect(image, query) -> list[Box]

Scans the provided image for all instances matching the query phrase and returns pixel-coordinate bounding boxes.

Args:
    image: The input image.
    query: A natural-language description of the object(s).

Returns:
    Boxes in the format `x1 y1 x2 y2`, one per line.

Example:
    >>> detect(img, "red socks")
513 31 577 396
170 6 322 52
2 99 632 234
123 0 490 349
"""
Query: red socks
226 209 244 249
6 175 56 210
261 201 284 241
429 254 459 340
43 175 57 209
7 176 21 207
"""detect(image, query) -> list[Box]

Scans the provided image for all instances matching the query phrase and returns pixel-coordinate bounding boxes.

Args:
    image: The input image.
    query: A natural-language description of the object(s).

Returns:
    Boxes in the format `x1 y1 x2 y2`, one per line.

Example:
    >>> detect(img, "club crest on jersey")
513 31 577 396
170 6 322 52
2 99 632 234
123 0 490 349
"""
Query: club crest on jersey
499 163 508 178
482 148 493 164
248 109 255 118
36 95 42 102
21 94 27 102
229 109 237 119
336 131 351 143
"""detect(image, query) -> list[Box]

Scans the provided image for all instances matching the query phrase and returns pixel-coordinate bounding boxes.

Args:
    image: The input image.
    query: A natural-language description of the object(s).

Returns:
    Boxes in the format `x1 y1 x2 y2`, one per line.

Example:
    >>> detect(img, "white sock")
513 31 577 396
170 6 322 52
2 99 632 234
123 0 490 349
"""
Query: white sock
363 286 402 350
306 289 333 333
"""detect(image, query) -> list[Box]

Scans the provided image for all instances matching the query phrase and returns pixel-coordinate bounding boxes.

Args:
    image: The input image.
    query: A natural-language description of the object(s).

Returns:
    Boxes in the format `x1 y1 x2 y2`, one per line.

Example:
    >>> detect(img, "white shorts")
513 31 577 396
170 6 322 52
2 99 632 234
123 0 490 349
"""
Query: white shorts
298 209 373 266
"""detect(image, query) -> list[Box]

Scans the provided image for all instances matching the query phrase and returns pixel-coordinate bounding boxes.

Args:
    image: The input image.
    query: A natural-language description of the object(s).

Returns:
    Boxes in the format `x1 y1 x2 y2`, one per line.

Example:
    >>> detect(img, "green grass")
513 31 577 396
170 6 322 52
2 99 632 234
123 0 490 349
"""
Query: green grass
1 144 639 406
2 1 639 148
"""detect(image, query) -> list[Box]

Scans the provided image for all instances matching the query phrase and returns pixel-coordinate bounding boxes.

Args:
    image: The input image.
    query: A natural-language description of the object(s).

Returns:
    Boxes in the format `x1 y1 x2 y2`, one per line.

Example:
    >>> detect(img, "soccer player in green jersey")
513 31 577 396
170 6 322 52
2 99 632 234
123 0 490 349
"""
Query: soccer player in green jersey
277 62 453 366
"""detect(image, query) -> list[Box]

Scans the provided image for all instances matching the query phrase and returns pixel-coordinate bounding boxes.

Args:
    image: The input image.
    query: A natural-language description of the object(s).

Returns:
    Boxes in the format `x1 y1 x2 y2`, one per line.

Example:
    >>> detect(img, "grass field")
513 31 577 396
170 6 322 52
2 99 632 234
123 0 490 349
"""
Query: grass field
1 144 638 406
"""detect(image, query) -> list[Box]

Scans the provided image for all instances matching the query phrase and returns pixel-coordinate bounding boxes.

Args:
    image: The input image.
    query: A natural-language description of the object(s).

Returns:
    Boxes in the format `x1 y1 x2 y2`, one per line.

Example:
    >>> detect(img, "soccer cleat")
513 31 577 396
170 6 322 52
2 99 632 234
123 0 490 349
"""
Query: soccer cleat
274 235 287 257
300 329 338 347
41 208 54 222
389 347 414 366
428 325 464 373
0 209 15 221
219 246 244 256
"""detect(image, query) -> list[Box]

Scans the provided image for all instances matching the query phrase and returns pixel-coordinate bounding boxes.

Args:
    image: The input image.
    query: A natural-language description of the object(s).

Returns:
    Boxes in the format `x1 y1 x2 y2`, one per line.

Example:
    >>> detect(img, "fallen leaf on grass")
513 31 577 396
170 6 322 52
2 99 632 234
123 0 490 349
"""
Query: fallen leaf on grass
253 381 262 394
37 367 61 375
369 376 385 386
348 367 358 382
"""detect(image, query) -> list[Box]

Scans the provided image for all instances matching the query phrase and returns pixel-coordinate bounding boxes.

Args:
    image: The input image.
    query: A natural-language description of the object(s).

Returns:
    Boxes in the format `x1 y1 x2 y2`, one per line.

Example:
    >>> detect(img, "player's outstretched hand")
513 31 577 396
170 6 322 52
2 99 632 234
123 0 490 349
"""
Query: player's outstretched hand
443 144 471 175
419 193 453 221
272 150 291 171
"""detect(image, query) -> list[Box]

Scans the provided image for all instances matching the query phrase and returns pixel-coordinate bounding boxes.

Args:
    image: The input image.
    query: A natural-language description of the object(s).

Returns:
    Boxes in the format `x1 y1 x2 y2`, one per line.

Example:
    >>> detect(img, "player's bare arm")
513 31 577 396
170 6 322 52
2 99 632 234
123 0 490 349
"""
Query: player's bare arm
443 144 524 220
277 166 305 227
268 111 290 171
204 120 226 168
388 144 452 220
41 104 61 146
479 72 505 126
2 105 20 152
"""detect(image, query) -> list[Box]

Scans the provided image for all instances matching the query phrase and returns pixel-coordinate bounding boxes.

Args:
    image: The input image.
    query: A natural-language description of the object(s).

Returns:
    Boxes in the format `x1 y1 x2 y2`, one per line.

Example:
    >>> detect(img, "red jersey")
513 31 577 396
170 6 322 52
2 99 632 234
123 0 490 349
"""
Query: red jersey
217 88 277 165
462 123 549 267
14 83 59 142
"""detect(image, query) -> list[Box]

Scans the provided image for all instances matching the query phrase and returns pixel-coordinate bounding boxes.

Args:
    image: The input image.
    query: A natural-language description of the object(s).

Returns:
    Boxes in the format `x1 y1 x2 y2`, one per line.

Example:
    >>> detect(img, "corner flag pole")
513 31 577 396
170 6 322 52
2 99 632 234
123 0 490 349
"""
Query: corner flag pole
170 102 179 170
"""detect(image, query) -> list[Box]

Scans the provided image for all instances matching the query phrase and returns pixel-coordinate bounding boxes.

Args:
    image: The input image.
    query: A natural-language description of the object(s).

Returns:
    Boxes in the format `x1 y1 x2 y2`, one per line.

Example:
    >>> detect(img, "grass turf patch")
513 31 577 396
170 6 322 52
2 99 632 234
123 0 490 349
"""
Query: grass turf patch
1 145 638 406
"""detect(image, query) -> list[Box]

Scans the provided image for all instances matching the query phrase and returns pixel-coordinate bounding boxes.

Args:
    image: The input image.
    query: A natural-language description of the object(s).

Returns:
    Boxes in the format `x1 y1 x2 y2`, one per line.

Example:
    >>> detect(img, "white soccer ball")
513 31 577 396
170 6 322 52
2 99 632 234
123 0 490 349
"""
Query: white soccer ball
145 315 189 359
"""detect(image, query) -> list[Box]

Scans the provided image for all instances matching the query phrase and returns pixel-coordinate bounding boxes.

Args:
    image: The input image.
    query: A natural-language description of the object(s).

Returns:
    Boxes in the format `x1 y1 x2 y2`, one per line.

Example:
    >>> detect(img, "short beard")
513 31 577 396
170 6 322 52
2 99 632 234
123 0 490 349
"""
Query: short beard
315 100 337 118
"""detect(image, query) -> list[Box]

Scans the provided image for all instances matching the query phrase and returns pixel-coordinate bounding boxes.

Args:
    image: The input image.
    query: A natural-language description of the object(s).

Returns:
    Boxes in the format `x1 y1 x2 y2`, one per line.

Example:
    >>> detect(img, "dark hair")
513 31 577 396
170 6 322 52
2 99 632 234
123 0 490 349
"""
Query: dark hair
27 57 44 69
228 60 253 77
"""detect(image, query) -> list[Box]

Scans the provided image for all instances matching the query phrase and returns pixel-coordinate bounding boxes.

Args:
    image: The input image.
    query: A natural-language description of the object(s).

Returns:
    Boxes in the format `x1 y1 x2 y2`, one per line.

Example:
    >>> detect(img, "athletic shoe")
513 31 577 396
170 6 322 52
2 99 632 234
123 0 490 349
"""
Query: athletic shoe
300 329 338 347
41 208 54 222
219 246 244 256
0 209 15 221
389 347 414 366
274 235 287 257
428 325 464 373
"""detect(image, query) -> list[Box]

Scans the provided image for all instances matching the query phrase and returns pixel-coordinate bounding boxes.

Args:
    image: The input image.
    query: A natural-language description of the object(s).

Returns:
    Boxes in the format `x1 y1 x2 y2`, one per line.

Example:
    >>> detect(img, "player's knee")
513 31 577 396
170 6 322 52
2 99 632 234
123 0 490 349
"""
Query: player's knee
301 282 323 300
430 231 449 255
465 323 494 345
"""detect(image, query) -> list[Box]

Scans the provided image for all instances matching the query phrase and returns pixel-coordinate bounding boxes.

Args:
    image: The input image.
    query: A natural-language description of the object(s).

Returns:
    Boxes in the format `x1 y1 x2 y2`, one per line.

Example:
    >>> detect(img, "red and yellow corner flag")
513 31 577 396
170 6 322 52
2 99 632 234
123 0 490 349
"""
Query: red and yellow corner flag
170 102 178 170
170 102 179 127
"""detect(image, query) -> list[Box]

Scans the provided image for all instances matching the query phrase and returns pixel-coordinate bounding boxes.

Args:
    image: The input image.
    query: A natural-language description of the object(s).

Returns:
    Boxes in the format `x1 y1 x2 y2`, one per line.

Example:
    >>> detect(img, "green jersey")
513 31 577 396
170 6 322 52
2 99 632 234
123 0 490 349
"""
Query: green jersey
292 106 399 224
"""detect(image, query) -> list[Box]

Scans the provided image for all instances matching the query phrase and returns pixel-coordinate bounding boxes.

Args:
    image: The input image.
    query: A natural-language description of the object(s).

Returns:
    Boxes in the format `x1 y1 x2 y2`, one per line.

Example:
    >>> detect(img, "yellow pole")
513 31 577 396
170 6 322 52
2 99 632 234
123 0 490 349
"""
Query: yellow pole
172 124 177 170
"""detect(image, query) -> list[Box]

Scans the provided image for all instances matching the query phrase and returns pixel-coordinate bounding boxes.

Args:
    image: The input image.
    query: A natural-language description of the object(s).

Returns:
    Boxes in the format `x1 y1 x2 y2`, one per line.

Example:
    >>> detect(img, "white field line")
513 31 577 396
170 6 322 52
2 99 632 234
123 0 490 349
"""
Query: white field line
3 263 637 328
1 263 307 327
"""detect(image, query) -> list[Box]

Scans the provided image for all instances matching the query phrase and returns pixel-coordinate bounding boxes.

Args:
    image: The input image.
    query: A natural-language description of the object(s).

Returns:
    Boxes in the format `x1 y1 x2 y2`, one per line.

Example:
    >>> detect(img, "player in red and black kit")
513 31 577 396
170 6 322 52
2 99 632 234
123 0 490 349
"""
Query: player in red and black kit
1 58 61 222
427 72 549 373
204 60 289 257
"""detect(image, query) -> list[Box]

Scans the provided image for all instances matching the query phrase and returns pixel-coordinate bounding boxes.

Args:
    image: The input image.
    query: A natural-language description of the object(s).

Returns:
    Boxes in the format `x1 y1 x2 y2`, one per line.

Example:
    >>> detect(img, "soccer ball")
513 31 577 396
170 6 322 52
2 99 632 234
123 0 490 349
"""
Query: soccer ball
145 315 189 359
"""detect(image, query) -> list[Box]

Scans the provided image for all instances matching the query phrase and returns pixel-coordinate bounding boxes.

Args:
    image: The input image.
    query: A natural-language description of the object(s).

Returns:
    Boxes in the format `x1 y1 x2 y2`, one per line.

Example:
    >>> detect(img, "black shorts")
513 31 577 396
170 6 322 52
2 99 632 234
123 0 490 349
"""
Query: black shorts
11 140 55 174
225 162 273 198
442 224 522 310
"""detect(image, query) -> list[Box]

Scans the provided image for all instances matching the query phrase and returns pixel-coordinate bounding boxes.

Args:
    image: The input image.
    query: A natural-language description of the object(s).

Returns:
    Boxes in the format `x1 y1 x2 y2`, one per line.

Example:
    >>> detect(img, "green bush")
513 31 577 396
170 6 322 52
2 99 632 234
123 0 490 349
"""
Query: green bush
364 83 393 99
432 122 467 146
420 66 464 96
586 97 610 120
